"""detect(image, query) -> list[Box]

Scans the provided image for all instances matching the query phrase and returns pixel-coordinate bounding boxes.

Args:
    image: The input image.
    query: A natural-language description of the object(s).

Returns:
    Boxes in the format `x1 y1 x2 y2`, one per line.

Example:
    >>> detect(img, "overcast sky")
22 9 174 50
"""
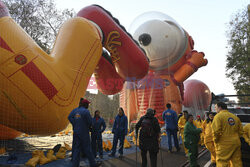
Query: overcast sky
55 0 249 101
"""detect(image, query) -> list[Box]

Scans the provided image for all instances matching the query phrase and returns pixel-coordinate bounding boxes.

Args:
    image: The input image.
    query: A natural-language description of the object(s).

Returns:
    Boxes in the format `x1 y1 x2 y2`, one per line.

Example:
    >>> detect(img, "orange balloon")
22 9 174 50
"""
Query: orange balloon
120 72 182 124
183 79 212 110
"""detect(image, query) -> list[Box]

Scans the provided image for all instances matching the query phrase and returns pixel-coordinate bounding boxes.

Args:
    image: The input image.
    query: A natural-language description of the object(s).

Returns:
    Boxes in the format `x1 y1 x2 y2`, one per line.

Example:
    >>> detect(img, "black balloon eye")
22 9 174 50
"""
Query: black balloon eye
138 33 151 46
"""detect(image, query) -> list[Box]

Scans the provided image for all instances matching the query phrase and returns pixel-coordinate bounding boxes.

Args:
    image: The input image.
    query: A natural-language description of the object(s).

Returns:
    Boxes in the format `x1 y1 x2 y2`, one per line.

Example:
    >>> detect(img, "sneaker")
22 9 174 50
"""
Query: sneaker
118 154 123 158
176 147 181 152
108 153 115 157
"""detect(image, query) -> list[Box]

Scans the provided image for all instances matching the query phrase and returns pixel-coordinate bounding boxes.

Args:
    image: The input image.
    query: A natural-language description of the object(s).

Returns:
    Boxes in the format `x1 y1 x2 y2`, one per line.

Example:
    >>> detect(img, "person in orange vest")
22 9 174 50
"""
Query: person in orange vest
202 112 216 167
178 110 189 155
212 102 243 167
109 118 114 127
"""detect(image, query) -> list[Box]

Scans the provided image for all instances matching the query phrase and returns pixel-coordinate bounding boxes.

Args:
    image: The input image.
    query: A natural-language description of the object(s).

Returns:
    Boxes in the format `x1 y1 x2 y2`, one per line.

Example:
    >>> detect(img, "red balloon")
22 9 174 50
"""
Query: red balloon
183 79 211 110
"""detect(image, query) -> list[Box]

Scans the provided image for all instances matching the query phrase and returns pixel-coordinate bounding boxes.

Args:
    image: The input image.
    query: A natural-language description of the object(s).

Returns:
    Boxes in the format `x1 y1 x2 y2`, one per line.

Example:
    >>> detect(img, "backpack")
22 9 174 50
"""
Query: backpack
141 117 154 137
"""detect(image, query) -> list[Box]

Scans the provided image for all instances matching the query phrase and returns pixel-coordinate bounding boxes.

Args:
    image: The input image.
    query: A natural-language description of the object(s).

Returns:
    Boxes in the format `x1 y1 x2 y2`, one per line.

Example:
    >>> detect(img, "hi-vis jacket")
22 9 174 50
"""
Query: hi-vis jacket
243 123 250 145
202 121 213 144
178 115 186 133
211 110 243 143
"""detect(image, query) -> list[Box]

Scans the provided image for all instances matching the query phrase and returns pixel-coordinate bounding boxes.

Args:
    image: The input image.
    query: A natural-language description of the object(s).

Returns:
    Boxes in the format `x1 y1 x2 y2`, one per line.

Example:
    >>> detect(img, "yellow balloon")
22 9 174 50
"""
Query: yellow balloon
0 16 102 138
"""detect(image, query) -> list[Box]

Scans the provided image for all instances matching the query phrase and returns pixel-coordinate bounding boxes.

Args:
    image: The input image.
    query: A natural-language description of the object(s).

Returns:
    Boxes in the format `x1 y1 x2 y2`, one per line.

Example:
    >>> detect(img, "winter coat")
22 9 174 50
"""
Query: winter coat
136 114 161 152
91 117 106 134
184 121 202 148
112 114 128 136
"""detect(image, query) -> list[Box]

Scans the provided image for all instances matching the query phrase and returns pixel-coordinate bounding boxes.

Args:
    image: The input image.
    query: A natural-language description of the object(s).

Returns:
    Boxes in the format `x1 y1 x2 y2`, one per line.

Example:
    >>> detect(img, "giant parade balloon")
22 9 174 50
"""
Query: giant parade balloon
120 12 208 123
183 79 212 110
0 2 149 139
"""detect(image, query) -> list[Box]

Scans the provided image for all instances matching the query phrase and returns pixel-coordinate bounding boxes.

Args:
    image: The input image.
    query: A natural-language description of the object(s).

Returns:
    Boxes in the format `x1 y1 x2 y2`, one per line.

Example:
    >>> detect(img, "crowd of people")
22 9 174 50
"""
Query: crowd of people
68 98 128 167
164 101 247 167
68 97 249 167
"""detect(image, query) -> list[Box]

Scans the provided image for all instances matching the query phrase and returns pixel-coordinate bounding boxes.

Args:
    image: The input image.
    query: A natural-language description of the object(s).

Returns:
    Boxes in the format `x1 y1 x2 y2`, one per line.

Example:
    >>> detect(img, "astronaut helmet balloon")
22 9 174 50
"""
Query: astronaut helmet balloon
129 11 188 71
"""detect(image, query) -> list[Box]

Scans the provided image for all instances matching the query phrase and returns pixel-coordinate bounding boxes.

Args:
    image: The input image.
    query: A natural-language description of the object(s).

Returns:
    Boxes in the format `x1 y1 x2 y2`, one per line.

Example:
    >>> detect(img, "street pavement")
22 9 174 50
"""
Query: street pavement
100 146 210 167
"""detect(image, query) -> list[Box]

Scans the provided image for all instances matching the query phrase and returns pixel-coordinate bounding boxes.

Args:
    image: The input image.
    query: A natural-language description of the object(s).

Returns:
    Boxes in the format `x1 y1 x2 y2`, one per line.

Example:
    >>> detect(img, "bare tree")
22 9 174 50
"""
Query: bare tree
3 0 75 53
226 5 250 103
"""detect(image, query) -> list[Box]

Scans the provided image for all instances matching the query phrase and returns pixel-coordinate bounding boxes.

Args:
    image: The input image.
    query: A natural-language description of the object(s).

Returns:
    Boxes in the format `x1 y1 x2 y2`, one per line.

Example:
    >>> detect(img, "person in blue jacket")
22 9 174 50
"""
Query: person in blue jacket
109 107 128 158
91 110 106 159
162 103 180 153
68 98 101 167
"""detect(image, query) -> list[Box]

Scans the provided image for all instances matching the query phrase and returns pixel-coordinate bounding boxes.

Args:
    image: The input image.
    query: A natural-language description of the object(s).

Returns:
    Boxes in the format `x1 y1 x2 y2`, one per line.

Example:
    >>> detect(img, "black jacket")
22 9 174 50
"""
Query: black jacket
135 114 161 152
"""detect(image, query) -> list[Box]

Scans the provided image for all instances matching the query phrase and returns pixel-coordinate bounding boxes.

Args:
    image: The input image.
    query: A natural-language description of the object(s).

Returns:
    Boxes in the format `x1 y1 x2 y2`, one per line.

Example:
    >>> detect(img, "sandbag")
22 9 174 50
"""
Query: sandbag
0 147 6 155
25 156 39 167
107 140 112 151
124 138 131 148
39 151 50 165
161 132 167 136
32 150 43 157
56 147 67 159
103 141 107 151
46 149 57 162
64 142 72 151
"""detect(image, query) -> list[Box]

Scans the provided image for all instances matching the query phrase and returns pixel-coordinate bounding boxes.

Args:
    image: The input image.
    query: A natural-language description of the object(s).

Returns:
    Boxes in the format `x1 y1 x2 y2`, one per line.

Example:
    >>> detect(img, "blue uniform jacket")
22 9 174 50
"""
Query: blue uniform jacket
91 117 106 134
162 109 178 130
112 115 128 135
68 107 92 139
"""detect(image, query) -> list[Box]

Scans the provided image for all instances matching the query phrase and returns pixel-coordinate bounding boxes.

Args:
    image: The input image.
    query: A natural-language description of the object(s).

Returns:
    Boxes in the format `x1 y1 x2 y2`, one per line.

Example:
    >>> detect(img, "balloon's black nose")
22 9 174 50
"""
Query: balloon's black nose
138 33 151 46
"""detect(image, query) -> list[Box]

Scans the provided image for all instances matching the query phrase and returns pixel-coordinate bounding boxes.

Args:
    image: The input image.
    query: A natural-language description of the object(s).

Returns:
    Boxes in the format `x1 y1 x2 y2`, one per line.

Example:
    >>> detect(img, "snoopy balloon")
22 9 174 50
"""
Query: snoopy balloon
120 12 208 123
